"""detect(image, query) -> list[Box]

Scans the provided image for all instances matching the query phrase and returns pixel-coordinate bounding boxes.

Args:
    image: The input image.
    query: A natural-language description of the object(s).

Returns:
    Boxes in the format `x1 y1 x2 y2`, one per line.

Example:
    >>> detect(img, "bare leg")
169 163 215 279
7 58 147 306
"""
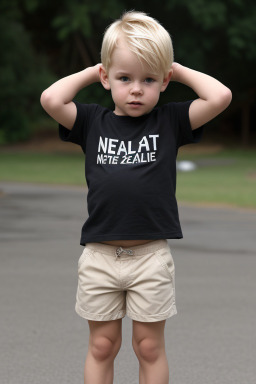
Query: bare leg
84 319 122 384
132 320 169 384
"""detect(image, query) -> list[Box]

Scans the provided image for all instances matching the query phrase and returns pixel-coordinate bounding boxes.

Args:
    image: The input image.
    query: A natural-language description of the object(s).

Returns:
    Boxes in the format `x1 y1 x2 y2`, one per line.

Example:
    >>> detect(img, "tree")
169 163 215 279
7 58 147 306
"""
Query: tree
164 0 256 145
0 0 55 143
1 0 256 144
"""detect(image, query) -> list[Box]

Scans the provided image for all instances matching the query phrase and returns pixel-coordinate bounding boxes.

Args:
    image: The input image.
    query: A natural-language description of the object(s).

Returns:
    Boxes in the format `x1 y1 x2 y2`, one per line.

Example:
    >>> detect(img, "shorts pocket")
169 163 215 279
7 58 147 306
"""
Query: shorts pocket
78 247 94 270
154 248 175 281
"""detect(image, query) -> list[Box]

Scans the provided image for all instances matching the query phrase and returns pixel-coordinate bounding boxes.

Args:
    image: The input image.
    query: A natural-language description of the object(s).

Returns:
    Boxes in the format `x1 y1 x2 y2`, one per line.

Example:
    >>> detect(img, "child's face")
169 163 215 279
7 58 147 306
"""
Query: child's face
101 39 171 117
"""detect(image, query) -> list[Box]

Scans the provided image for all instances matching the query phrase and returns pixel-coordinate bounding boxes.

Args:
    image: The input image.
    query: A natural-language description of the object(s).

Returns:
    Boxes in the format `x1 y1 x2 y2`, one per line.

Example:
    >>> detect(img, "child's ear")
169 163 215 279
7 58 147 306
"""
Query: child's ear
99 65 111 90
160 69 173 92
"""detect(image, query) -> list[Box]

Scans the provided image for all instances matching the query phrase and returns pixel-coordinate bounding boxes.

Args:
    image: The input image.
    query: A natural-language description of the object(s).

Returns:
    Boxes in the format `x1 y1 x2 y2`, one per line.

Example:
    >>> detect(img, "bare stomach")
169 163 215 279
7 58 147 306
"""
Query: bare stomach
99 239 156 247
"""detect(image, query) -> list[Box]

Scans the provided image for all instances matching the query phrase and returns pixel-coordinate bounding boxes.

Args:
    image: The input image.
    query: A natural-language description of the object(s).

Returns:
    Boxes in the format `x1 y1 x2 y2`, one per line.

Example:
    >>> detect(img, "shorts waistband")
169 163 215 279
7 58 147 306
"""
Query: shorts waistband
85 239 168 257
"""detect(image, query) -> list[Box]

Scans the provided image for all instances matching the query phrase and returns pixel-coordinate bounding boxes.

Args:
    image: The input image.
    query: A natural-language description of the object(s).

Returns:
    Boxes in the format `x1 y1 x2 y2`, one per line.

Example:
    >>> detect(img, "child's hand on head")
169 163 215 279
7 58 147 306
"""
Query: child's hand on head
170 62 181 82
93 63 103 82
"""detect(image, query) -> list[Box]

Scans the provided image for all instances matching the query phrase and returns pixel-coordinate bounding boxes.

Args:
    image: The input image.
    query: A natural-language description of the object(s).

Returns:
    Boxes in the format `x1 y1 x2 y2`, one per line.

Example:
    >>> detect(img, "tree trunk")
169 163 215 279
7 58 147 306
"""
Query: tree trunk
73 32 92 68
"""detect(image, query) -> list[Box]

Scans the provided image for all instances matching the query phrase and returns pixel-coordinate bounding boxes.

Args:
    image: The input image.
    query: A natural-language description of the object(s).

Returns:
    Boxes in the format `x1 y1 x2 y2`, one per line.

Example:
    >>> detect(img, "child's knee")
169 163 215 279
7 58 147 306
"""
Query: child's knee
133 338 163 363
90 335 122 361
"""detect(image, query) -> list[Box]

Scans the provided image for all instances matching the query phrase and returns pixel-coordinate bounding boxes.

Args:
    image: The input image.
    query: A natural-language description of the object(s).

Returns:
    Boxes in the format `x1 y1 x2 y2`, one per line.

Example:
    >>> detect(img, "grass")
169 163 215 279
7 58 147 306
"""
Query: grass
176 149 256 209
0 153 86 186
0 149 256 209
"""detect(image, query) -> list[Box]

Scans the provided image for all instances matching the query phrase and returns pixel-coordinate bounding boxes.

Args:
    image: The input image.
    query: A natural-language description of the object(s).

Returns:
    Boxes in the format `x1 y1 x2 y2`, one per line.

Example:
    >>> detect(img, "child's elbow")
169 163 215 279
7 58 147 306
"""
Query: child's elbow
218 87 232 111
40 90 50 109
40 90 60 112
40 90 51 107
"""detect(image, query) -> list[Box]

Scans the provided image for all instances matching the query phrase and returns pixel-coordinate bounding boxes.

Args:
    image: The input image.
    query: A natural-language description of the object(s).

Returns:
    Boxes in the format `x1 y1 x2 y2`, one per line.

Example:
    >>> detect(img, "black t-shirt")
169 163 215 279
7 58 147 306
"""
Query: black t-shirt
59 100 203 245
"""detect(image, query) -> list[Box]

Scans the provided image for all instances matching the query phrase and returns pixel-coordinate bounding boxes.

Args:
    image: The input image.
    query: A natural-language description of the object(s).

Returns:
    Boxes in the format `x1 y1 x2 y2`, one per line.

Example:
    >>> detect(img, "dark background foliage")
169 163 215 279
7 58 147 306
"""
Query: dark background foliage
1 0 255 145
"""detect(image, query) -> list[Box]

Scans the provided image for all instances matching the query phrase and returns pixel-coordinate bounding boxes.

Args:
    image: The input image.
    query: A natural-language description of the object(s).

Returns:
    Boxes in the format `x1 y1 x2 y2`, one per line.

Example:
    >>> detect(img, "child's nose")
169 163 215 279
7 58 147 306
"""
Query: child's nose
130 82 143 95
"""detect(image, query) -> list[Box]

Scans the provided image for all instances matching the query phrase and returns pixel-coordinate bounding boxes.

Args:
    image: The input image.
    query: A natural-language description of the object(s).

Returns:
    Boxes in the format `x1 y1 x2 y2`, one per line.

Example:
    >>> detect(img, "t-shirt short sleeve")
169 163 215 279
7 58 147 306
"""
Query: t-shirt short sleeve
174 100 204 149
59 101 99 153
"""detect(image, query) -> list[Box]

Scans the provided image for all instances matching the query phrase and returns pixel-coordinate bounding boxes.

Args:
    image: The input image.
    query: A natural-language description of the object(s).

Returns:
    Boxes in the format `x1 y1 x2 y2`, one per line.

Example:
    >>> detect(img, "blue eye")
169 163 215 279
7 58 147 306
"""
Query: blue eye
145 78 155 83
120 76 129 82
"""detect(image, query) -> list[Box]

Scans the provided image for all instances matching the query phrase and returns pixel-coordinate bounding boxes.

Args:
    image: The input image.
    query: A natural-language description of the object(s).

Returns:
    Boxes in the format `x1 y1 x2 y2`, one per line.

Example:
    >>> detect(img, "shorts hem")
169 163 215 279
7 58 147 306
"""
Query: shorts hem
75 304 126 321
126 305 177 322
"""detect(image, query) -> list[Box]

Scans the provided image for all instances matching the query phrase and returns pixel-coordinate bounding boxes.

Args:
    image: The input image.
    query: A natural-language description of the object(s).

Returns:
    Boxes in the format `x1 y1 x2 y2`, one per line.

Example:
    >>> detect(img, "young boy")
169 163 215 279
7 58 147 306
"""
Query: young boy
40 11 231 384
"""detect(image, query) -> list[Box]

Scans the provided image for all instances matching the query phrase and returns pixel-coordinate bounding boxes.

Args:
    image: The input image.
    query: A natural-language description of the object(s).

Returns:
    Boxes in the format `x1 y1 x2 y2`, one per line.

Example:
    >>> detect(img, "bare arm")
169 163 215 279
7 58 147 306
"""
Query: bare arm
40 64 101 130
171 63 232 130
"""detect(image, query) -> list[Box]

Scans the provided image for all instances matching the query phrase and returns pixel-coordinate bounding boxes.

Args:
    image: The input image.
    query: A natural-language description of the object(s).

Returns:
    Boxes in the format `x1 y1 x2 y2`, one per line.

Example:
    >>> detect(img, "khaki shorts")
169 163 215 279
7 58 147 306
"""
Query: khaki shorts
75 239 177 322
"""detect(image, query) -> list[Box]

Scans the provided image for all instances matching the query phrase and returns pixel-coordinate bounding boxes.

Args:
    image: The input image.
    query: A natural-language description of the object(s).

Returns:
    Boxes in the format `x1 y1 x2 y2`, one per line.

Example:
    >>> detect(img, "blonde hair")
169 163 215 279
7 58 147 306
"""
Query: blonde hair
101 11 174 76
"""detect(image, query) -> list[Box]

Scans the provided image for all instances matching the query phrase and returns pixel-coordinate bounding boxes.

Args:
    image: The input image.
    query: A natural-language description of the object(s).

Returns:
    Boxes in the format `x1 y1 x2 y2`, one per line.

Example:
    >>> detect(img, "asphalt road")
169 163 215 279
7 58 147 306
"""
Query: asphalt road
0 182 255 384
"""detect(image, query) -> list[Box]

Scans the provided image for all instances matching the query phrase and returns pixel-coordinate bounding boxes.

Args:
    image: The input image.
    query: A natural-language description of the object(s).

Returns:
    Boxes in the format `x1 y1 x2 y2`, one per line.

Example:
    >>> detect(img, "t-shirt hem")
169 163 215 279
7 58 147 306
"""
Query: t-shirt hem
80 232 183 245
